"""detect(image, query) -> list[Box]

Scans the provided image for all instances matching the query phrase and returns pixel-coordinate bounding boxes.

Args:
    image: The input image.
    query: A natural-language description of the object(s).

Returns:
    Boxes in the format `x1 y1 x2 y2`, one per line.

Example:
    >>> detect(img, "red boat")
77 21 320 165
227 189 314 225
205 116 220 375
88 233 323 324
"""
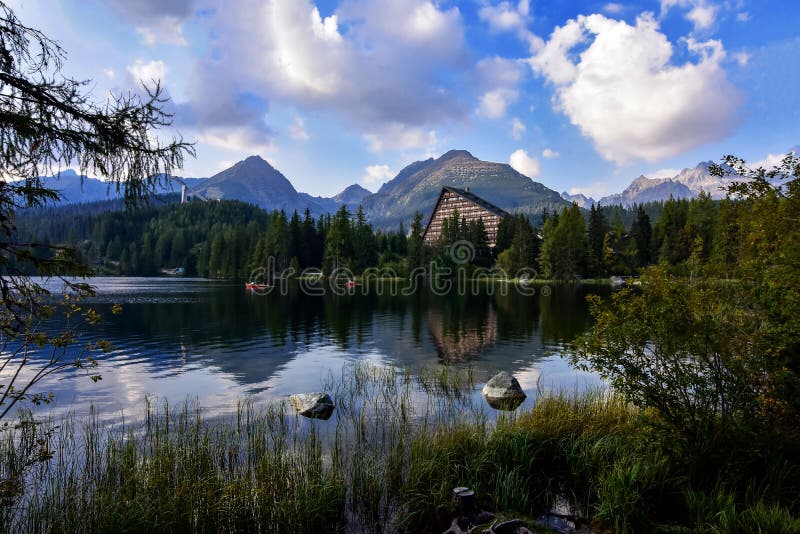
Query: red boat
245 282 270 290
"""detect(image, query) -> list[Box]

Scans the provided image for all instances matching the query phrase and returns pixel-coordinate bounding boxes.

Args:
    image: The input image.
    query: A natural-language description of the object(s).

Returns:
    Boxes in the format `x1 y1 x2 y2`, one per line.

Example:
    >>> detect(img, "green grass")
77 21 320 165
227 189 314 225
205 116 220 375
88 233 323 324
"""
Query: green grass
0 364 798 533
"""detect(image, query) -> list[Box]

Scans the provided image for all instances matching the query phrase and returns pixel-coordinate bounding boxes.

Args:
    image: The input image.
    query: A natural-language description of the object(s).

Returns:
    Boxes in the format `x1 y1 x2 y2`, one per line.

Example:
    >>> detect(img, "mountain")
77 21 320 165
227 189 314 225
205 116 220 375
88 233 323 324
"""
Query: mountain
32 170 207 204
599 175 693 207
27 157 369 217
299 184 372 214
190 155 314 212
671 161 737 198
333 184 371 204
40 170 112 203
561 191 596 208
596 160 743 208
361 149 568 229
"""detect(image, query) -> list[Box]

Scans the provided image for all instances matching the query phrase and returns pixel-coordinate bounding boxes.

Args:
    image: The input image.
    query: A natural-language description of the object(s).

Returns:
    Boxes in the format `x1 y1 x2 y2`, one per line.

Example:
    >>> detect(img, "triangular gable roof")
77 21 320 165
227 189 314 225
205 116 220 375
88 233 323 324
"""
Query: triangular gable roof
423 186 510 237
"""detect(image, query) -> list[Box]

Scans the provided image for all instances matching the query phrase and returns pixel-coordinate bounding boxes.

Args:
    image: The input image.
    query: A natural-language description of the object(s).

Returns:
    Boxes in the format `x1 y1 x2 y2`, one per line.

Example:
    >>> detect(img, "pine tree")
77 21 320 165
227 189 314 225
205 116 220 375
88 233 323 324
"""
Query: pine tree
407 211 425 270
539 204 587 280
629 205 652 268
353 205 377 272
325 205 353 273
588 204 608 277
710 198 740 278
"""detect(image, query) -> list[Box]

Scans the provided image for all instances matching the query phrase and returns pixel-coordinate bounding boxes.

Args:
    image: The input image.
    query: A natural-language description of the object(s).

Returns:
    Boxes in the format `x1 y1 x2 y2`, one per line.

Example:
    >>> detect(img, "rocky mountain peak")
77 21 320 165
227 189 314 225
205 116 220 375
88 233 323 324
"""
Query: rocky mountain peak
438 149 476 162
333 184 371 204
361 149 567 229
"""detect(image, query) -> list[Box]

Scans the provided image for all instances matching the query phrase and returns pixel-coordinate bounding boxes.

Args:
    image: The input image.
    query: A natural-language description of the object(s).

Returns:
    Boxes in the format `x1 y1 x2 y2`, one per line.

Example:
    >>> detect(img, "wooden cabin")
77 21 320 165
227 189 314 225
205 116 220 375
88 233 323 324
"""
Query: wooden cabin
422 187 509 247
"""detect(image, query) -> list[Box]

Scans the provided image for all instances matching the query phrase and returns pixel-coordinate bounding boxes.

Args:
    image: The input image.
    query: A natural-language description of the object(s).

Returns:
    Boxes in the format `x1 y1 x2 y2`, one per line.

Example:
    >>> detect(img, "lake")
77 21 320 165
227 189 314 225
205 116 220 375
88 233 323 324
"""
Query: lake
15 277 608 420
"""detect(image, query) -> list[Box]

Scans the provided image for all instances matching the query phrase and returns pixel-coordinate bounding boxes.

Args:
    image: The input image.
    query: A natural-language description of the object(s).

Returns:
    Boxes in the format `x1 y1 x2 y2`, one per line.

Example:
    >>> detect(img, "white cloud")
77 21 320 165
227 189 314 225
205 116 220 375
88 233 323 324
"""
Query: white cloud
511 117 526 140
529 13 741 164
197 0 467 152
479 1 527 32
478 89 519 119
195 126 275 156
660 0 719 31
732 51 750 66
288 117 310 141
361 164 394 187
127 59 168 85
603 3 624 14
736 11 750 22
363 124 439 153
750 148 798 171
527 19 585 85
136 17 187 46
648 168 681 179
478 1 543 52
103 68 115 79
509 149 541 178
476 56 525 87
475 56 525 119
686 4 717 30
542 148 559 158
104 0 193 45
173 73 275 155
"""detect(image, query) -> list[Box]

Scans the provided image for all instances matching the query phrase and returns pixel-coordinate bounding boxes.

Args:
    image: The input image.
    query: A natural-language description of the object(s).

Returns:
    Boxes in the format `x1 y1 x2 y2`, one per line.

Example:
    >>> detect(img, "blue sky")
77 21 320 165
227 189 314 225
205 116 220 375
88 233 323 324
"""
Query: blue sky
9 0 799 198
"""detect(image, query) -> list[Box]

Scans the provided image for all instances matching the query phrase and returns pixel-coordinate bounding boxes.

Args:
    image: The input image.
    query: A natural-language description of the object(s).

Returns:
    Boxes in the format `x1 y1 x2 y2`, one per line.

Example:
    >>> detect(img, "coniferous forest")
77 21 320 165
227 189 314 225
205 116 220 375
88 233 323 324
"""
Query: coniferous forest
14 190 741 281
4 0 800 530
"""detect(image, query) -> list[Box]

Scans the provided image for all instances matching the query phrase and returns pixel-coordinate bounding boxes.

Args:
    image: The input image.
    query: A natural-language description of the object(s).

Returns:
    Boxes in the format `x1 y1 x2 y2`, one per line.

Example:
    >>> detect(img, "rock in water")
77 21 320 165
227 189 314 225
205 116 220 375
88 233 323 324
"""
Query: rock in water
289 393 335 420
482 372 526 409
485 395 525 411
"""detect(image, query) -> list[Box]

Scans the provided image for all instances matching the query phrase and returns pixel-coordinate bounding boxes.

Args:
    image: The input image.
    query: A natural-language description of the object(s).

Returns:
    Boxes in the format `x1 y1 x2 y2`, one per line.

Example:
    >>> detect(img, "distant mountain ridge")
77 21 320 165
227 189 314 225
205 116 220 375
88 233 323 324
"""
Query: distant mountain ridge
593 161 742 208
26 151 766 220
360 149 568 229
30 157 370 216
672 161 737 197
560 191 596 208
599 175 694 207
188 155 369 215
33 169 207 204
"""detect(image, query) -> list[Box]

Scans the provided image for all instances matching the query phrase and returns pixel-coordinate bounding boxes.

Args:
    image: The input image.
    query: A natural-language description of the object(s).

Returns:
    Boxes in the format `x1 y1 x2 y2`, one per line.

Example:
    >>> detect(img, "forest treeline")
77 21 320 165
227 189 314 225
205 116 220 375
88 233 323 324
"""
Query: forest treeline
13 191 737 280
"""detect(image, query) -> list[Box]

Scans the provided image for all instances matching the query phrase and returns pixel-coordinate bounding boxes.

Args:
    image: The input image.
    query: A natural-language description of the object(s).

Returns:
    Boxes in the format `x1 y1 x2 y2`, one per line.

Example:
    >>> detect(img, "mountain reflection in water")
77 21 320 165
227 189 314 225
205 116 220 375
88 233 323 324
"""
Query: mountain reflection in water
14 278 608 419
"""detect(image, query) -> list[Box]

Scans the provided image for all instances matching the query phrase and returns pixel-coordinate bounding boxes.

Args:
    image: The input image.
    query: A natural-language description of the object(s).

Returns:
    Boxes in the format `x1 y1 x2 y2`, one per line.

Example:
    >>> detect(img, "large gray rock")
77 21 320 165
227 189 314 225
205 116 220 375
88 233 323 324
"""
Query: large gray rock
289 392 335 420
482 372 526 409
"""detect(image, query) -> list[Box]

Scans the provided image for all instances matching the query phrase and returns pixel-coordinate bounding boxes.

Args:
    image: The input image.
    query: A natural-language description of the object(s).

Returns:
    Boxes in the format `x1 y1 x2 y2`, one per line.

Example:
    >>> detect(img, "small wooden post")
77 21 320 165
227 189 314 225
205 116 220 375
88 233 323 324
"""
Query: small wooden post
452 486 476 515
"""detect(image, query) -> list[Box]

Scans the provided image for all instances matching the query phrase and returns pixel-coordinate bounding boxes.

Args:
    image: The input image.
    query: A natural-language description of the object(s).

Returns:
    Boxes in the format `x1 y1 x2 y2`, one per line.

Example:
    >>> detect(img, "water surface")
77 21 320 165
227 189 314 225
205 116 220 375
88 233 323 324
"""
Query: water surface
14 278 608 419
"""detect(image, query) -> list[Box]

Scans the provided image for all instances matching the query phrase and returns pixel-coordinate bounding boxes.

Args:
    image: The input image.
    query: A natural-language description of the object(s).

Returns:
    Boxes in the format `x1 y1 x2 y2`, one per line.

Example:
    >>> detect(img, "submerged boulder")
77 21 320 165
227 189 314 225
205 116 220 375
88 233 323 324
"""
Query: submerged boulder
482 371 526 409
289 392 335 420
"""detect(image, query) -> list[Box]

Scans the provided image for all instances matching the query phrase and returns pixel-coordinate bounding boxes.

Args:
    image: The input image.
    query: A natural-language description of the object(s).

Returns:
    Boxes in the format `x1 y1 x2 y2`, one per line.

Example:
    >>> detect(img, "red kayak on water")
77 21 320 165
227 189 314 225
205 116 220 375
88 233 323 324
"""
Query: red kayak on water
245 282 270 290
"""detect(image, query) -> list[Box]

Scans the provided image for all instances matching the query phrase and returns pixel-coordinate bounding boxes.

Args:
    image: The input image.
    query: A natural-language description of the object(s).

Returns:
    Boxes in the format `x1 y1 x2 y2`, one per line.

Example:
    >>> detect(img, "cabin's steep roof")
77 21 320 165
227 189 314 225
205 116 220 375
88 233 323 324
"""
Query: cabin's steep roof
441 186 510 218
422 187 510 240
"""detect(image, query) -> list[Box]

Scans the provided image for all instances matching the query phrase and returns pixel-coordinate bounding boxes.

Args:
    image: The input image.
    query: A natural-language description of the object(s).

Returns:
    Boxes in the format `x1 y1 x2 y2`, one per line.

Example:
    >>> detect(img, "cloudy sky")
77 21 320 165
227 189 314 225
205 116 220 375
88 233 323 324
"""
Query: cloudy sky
9 0 799 197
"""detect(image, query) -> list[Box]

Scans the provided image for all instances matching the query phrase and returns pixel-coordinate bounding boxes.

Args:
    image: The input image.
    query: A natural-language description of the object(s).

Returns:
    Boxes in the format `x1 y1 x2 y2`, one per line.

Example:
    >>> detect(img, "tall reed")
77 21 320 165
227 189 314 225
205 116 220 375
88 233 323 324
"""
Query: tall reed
0 363 797 533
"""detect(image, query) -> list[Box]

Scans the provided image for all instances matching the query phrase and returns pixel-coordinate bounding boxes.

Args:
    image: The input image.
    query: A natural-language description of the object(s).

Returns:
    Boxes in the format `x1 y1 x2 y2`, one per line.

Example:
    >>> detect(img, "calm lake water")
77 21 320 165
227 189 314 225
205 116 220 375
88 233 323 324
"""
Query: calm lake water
17 278 608 420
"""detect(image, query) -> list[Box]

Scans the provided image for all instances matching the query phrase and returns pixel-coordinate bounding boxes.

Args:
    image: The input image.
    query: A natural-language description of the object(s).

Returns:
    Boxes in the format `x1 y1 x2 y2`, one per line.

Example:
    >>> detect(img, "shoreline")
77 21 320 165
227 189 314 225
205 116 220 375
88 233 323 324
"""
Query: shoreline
2 364 796 532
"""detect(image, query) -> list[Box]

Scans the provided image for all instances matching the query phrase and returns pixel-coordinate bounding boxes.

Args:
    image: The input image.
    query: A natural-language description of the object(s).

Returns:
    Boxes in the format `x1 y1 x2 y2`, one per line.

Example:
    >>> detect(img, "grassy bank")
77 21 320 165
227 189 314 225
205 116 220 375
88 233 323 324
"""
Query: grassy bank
1 365 798 533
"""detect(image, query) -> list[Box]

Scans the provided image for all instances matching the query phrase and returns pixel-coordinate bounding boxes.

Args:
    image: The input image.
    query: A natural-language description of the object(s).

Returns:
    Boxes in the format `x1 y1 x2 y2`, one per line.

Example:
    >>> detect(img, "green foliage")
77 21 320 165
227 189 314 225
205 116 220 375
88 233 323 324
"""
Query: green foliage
0 1 191 423
587 204 608 276
575 268 766 452
574 153 800 524
494 215 539 276
2 365 799 532
539 203 587 280
629 205 652 268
